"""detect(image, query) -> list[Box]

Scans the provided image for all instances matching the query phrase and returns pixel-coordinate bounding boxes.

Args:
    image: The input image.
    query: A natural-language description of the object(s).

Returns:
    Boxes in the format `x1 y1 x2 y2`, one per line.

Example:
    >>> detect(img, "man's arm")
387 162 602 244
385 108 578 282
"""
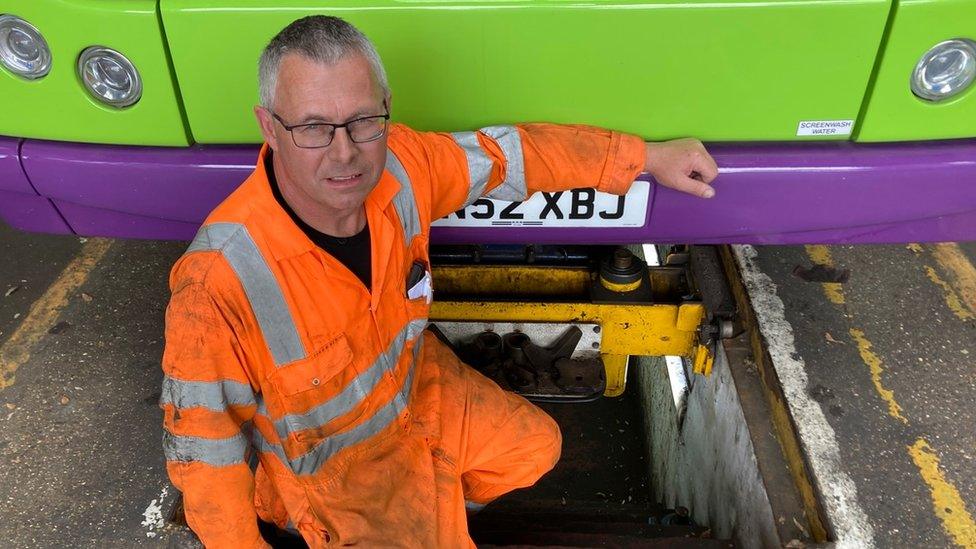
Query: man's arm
160 279 268 549
397 123 718 221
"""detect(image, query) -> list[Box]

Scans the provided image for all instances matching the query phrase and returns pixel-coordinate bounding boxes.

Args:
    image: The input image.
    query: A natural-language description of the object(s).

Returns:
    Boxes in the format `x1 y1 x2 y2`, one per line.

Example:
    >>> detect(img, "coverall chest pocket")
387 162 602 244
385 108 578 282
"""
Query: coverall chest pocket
269 334 369 438
404 245 432 322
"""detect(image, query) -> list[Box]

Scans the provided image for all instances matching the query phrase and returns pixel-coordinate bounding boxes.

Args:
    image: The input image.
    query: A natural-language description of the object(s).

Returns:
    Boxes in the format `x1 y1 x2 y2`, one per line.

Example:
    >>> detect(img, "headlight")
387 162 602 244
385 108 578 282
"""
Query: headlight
78 46 142 108
911 39 976 102
0 14 52 79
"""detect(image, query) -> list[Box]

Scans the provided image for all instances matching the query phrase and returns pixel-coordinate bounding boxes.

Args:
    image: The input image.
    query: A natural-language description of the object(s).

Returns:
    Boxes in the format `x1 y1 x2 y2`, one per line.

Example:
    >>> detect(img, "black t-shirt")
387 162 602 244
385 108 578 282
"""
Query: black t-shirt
265 153 372 290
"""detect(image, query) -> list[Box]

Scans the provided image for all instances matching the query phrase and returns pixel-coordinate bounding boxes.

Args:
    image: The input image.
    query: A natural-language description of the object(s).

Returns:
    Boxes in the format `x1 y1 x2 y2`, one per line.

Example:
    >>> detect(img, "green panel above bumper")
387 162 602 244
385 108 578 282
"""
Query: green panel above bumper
0 0 189 146
856 0 976 142
162 0 890 144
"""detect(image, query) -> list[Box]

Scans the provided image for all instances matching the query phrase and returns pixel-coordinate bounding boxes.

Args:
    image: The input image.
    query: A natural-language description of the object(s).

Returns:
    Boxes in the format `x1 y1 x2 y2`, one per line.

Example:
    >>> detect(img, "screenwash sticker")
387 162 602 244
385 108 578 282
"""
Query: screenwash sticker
796 120 854 137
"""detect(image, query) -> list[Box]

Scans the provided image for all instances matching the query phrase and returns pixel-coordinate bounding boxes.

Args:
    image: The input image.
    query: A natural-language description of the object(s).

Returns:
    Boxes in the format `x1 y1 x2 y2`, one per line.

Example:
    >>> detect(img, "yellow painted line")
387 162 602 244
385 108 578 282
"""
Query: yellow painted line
924 266 975 322
849 328 908 424
908 438 976 548
931 243 976 318
804 245 845 305
804 244 833 266
820 283 845 306
0 239 112 391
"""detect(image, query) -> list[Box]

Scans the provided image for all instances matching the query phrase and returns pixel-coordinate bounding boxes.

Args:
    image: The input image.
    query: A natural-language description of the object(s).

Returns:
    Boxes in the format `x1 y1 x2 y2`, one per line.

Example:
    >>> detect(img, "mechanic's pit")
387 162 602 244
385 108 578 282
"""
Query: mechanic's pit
427 244 822 548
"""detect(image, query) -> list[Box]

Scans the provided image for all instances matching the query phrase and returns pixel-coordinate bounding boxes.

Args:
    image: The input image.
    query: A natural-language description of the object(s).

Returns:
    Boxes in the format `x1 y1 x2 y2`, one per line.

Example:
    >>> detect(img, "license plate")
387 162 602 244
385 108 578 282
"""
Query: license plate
433 181 651 228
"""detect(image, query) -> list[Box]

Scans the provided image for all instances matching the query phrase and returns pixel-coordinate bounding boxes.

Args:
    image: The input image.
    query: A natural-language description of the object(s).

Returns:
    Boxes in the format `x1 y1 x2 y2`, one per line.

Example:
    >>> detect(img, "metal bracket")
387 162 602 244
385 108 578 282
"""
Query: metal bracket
429 244 735 396
429 323 607 402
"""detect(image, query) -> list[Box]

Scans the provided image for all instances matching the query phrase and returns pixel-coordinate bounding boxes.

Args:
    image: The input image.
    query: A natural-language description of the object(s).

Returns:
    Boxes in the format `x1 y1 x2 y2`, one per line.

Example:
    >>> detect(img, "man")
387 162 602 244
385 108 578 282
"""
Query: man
160 15 718 549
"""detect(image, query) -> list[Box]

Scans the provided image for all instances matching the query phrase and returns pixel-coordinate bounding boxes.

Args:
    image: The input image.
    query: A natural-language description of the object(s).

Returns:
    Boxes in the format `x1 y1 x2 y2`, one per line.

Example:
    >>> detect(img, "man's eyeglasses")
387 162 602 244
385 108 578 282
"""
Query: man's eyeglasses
270 103 390 149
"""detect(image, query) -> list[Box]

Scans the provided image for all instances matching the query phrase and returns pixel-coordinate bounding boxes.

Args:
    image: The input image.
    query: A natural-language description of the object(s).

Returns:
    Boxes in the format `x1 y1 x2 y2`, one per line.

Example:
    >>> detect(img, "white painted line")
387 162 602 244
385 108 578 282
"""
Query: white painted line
141 485 169 538
734 245 875 548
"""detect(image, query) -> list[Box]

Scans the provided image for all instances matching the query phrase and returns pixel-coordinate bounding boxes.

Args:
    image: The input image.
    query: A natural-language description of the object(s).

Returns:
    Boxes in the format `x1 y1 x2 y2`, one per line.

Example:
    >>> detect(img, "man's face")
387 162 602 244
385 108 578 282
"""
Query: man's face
255 53 389 216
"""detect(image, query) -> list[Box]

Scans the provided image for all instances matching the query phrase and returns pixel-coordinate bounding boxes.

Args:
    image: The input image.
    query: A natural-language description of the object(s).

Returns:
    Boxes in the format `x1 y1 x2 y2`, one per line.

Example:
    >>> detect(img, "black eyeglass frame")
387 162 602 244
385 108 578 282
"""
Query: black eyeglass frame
270 102 390 149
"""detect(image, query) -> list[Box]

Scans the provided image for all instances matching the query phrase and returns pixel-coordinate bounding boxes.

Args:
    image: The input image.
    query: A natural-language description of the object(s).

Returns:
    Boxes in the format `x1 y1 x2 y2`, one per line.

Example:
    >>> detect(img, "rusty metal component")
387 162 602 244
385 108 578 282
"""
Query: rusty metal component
432 321 602 360
552 357 605 395
445 325 606 402
685 245 740 375
613 248 634 270
599 247 645 293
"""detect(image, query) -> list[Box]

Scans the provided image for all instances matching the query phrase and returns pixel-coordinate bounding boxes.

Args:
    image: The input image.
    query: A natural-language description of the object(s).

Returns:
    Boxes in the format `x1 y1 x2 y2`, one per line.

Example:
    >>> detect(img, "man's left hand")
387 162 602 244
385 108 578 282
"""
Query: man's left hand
644 138 719 199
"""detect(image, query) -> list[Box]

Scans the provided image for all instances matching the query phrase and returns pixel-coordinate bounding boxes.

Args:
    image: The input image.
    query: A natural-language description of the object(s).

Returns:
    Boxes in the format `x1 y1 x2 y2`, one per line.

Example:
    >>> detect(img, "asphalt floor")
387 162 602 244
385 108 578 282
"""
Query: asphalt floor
0 218 974 547
0 222 189 547
749 242 976 548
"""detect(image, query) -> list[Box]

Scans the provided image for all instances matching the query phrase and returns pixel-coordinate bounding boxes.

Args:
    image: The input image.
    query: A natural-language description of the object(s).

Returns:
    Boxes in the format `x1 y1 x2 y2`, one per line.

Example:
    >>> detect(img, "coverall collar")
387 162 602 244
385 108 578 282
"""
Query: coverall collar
252 143 401 263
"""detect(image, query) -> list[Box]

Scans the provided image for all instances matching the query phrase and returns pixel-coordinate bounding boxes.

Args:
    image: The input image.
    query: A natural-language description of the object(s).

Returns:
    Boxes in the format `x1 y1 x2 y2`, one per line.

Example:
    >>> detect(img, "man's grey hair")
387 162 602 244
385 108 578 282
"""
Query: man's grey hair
258 16 389 109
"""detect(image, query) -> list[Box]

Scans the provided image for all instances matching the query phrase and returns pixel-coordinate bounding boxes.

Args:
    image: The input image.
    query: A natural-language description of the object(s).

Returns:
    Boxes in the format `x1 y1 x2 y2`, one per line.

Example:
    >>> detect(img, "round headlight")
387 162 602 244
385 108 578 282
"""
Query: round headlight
0 14 52 79
911 39 976 102
78 46 142 108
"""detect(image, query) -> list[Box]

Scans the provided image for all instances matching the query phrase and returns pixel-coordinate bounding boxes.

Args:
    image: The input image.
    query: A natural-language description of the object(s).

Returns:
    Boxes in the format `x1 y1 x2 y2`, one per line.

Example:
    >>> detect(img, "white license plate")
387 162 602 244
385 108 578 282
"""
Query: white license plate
433 181 650 228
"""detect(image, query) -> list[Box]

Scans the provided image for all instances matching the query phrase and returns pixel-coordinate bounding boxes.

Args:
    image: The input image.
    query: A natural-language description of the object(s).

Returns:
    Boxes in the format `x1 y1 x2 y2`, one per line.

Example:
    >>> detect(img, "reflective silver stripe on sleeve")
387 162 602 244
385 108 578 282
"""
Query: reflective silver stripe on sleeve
163 431 249 467
465 501 487 513
289 333 423 476
273 318 428 441
160 375 256 411
450 131 493 208
480 125 527 202
386 150 421 243
186 222 306 366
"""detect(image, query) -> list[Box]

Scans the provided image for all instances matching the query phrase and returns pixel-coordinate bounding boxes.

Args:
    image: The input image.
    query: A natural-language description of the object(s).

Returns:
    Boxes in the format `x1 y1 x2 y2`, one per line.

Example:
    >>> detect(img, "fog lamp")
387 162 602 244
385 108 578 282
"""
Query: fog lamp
78 46 141 108
911 39 976 102
0 14 52 79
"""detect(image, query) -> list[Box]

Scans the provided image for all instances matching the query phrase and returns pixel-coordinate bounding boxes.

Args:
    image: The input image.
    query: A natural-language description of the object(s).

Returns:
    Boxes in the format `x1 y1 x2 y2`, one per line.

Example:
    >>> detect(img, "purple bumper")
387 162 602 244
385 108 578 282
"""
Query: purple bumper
0 137 73 234
1 137 974 244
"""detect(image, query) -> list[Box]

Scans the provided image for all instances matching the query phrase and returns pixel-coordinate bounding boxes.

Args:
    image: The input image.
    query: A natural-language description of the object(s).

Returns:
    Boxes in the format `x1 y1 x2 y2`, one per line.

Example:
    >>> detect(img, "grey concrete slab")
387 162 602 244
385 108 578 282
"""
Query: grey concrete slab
749 243 976 548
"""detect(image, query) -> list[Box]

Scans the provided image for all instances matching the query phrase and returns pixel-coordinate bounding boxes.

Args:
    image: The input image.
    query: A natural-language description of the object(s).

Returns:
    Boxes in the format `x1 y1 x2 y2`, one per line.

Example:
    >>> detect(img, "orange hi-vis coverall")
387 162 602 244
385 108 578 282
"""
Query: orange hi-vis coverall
161 123 646 548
